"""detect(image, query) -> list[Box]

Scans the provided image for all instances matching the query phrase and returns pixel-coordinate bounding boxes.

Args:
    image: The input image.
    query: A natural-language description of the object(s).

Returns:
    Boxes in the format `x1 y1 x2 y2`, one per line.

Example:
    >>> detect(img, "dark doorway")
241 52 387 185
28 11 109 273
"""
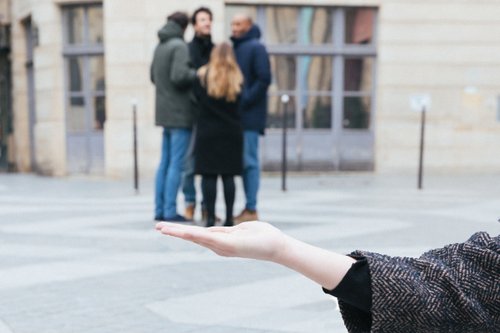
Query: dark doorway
0 24 12 172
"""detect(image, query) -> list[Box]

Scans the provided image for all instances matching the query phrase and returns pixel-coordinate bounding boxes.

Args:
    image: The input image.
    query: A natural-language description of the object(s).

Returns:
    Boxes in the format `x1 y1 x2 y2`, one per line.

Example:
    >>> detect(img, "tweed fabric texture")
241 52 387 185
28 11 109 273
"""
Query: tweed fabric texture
339 232 500 333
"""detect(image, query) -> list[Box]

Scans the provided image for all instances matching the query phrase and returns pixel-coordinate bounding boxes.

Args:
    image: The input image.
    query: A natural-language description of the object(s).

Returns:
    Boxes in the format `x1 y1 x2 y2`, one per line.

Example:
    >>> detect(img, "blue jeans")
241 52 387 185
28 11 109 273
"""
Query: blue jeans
242 130 260 211
155 128 192 218
182 126 197 206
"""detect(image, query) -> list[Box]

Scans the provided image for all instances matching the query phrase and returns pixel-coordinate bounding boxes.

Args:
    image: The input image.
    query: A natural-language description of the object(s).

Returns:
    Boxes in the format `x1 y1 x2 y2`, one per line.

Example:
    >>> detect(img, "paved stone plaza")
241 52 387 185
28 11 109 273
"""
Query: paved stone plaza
0 173 499 333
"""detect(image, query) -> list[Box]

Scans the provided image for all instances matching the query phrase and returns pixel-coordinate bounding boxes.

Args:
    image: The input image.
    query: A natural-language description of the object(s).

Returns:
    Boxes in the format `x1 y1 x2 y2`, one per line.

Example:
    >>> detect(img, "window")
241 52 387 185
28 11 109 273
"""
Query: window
63 5 106 133
343 57 374 129
266 7 299 44
345 8 375 45
225 5 377 131
65 5 104 46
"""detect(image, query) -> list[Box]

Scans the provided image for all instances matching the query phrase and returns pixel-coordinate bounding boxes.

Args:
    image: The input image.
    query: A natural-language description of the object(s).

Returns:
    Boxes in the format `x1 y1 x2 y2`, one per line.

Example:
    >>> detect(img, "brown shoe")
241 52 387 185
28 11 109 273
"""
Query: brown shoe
185 204 195 221
234 209 258 224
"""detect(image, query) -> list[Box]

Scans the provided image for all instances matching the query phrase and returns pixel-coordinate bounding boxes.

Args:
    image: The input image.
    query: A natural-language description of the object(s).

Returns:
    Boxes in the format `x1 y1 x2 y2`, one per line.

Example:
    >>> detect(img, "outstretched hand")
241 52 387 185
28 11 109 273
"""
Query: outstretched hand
157 221 356 290
155 221 288 263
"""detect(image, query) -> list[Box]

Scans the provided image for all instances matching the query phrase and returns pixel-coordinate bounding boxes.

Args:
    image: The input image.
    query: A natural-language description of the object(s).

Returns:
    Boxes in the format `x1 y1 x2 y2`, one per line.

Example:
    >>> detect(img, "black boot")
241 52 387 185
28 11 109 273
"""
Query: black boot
223 220 234 227
206 217 216 228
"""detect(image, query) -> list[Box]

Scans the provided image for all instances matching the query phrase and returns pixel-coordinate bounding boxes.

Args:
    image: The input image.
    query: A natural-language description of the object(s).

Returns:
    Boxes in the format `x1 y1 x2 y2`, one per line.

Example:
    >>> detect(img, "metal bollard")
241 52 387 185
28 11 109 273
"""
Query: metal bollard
281 94 289 192
417 106 426 190
132 100 139 194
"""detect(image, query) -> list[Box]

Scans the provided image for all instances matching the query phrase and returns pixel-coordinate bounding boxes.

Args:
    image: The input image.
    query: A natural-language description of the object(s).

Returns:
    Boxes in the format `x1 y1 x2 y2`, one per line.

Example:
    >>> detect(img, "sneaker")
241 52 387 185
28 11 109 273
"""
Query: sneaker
185 203 195 221
234 209 258 224
154 216 164 222
164 214 189 223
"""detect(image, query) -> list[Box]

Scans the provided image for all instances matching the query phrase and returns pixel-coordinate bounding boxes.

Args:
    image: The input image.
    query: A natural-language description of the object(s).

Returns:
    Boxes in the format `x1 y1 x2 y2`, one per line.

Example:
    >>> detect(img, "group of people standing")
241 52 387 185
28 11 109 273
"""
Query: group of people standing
150 8 271 227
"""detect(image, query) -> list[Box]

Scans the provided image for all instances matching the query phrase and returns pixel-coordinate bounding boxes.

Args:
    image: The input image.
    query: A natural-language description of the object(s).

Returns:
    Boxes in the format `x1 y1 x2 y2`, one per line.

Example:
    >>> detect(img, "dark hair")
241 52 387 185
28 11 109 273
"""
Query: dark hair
191 7 213 25
167 12 189 30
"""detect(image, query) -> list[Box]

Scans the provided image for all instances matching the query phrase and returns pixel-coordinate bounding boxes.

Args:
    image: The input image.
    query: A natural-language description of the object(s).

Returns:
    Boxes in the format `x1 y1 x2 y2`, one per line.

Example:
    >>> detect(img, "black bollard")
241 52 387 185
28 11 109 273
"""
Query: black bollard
417 106 426 190
133 102 139 194
281 95 289 192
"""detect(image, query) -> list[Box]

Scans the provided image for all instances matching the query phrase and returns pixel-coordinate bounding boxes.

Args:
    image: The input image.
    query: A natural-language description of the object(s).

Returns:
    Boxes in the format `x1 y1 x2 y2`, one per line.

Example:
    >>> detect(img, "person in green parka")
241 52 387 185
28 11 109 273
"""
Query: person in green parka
151 12 197 222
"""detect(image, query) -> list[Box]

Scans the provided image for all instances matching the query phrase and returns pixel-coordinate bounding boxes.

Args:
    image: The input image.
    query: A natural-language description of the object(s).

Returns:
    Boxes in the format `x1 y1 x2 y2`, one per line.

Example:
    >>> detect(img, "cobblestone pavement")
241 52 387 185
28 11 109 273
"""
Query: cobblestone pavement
0 173 499 333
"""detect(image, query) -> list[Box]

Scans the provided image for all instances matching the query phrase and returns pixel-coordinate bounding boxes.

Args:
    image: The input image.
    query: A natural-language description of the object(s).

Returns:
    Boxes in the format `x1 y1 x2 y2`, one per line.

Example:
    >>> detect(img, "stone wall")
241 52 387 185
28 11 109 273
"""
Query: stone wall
10 0 31 172
10 0 65 175
376 0 500 172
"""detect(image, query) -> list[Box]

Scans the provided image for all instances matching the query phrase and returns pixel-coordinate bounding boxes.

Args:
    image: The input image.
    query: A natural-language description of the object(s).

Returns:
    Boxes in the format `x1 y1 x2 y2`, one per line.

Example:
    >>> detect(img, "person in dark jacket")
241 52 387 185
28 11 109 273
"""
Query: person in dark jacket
151 12 196 222
156 221 500 333
188 7 214 69
230 14 271 224
193 42 244 228
182 7 215 222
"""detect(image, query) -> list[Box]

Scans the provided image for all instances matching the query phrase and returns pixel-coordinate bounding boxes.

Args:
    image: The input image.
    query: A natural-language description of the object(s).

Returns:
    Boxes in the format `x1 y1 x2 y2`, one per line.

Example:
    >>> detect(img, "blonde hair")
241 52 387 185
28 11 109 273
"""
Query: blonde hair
199 42 243 102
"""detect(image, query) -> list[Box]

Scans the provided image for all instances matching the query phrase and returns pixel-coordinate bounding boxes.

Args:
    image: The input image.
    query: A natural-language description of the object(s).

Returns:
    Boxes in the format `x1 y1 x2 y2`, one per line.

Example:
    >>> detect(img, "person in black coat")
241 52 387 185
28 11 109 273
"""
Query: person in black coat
193 42 244 227
188 7 214 70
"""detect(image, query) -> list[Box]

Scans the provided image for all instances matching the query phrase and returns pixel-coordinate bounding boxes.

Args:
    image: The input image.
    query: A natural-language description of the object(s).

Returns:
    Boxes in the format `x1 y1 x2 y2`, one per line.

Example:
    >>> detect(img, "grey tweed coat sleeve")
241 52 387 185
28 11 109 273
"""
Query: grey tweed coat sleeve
339 232 500 333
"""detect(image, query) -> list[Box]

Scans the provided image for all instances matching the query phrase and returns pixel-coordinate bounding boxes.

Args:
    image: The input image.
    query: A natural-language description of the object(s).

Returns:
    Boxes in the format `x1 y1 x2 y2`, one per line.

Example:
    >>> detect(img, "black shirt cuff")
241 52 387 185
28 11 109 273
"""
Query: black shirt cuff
322 256 372 313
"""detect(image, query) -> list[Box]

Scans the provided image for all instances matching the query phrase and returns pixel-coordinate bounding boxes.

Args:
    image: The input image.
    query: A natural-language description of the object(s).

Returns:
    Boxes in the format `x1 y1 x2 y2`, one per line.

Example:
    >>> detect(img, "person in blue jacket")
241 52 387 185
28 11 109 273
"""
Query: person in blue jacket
230 14 271 224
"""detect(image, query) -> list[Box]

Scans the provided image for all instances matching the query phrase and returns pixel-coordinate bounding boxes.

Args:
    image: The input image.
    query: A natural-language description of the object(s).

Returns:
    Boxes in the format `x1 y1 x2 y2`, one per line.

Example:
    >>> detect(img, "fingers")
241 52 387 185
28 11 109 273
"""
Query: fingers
156 222 224 244
155 222 198 231
155 222 243 257
156 223 233 237
160 225 205 240
156 222 231 233
155 222 240 256
155 223 207 239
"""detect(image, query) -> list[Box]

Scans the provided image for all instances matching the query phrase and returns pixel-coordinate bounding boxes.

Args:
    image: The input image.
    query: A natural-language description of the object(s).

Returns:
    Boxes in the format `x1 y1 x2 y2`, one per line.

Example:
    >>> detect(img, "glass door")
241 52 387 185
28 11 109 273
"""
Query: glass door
63 5 105 174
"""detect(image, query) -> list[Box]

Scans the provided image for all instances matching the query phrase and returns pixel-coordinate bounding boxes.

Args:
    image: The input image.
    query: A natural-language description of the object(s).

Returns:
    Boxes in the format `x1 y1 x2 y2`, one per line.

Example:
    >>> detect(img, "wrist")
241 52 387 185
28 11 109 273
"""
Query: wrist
271 234 298 266
270 235 356 290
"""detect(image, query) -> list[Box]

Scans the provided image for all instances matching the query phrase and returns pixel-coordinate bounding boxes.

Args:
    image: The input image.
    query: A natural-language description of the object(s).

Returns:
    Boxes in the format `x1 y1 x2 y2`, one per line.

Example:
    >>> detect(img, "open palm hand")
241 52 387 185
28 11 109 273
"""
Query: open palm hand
155 221 288 262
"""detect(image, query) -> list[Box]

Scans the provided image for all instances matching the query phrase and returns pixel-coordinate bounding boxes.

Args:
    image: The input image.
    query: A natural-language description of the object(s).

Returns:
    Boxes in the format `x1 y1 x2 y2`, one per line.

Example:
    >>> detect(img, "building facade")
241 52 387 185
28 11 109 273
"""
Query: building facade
2 0 500 177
